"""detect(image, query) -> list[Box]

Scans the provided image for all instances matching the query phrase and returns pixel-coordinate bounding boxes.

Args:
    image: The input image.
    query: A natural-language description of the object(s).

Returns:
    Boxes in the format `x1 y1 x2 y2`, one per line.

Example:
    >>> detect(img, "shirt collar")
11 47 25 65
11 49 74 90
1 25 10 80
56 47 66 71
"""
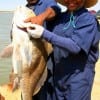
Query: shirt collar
26 0 42 7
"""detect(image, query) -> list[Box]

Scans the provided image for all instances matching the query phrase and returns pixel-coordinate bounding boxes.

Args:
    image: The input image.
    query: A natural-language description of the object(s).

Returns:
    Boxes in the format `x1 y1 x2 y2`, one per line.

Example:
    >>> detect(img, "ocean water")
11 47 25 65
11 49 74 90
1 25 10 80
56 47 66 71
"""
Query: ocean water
0 11 13 84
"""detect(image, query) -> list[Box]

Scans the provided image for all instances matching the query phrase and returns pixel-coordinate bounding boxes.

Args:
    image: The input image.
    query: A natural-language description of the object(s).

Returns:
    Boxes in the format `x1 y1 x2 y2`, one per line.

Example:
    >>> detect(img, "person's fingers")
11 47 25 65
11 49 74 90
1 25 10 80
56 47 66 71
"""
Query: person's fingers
27 26 35 33
24 17 39 24
16 20 31 28
26 24 37 34
22 22 32 27
27 27 37 38
27 24 37 29
24 17 32 23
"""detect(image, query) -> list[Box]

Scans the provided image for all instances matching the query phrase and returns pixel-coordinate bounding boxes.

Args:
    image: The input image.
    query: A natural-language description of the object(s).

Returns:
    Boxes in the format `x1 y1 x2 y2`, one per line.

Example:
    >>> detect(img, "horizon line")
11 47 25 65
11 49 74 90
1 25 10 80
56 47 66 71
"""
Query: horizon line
0 10 14 12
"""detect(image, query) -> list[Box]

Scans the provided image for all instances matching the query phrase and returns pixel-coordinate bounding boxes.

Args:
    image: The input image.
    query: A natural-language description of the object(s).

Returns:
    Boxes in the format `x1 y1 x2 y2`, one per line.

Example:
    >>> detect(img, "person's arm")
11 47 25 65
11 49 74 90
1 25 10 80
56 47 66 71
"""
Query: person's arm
42 30 81 54
24 7 57 25
39 7 56 21
26 24 81 54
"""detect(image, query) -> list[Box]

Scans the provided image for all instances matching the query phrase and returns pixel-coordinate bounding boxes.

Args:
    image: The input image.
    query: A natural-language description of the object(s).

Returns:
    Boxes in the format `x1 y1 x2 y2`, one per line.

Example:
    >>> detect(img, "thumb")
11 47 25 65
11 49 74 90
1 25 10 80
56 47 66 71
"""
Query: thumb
27 25 36 34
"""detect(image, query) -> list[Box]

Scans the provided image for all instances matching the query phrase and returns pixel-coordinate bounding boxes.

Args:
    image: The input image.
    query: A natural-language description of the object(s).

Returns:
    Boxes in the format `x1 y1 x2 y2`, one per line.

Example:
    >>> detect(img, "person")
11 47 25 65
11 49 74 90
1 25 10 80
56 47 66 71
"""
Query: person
25 0 61 26
18 0 100 100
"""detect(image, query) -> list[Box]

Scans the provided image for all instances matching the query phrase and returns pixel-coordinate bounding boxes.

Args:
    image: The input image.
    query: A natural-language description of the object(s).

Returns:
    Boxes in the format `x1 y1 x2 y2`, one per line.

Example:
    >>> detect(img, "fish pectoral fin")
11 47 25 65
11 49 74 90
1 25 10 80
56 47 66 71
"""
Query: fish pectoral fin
0 43 13 58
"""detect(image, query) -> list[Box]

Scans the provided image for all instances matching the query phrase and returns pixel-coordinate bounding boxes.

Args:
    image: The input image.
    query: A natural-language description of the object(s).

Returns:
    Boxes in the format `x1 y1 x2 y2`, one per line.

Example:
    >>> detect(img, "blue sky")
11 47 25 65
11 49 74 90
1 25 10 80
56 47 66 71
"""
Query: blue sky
0 0 26 11
0 0 100 12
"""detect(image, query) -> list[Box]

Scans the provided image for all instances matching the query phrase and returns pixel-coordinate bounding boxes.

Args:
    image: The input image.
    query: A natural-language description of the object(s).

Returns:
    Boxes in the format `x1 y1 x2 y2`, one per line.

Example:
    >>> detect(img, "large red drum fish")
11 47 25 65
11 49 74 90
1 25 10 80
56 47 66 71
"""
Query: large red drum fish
0 5 52 100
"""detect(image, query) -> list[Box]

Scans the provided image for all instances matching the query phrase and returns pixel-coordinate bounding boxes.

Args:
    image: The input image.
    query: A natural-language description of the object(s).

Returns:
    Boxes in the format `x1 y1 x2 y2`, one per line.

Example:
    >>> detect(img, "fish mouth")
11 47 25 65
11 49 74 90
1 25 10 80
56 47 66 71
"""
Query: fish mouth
17 26 35 32
17 26 27 32
16 26 36 40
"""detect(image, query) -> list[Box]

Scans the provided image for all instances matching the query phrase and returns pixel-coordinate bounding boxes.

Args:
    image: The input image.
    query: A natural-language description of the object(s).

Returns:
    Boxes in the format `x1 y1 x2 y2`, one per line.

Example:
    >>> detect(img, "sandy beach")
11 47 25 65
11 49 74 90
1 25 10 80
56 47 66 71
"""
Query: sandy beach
92 58 100 100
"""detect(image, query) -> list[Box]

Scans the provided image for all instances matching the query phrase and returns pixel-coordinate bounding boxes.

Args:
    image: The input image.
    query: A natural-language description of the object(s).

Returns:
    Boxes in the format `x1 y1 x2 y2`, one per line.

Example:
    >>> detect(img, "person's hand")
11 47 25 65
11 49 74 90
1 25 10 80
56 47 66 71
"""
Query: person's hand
27 24 44 38
24 14 45 25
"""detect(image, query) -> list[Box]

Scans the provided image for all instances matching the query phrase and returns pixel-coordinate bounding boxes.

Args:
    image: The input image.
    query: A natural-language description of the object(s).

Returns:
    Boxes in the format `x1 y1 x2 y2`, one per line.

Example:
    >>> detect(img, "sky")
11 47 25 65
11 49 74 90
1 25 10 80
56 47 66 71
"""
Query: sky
0 0 100 12
0 0 27 11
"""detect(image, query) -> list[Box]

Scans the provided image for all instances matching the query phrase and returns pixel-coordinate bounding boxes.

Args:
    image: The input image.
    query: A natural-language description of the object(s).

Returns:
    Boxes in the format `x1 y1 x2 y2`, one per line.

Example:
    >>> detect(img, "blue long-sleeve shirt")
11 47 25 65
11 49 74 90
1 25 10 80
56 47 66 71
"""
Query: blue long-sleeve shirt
26 0 61 29
26 0 61 15
41 7 100 99
42 8 100 68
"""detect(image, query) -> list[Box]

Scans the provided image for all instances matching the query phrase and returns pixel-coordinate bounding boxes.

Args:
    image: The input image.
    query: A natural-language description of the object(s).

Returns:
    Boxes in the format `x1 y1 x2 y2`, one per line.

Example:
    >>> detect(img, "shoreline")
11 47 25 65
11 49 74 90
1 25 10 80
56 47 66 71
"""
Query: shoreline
0 11 13 12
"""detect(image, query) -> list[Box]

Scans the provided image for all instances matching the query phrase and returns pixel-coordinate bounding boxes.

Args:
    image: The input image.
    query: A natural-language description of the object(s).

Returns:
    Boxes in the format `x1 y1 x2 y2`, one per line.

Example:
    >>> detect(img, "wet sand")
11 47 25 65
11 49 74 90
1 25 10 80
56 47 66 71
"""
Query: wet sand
92 59 100 100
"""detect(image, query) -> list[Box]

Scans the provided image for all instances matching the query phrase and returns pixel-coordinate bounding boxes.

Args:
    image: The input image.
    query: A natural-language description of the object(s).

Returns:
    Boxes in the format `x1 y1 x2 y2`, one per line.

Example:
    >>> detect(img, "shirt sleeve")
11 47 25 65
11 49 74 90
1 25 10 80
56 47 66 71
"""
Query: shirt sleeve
42 30 81 54
44 0 58 7
42 12 100 55
44 0 61 14
71 14 100 54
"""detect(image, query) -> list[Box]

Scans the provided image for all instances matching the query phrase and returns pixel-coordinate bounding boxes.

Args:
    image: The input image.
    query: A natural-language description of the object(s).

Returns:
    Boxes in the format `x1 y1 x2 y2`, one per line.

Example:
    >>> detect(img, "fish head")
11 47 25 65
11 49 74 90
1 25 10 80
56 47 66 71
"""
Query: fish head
12 5 35 28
